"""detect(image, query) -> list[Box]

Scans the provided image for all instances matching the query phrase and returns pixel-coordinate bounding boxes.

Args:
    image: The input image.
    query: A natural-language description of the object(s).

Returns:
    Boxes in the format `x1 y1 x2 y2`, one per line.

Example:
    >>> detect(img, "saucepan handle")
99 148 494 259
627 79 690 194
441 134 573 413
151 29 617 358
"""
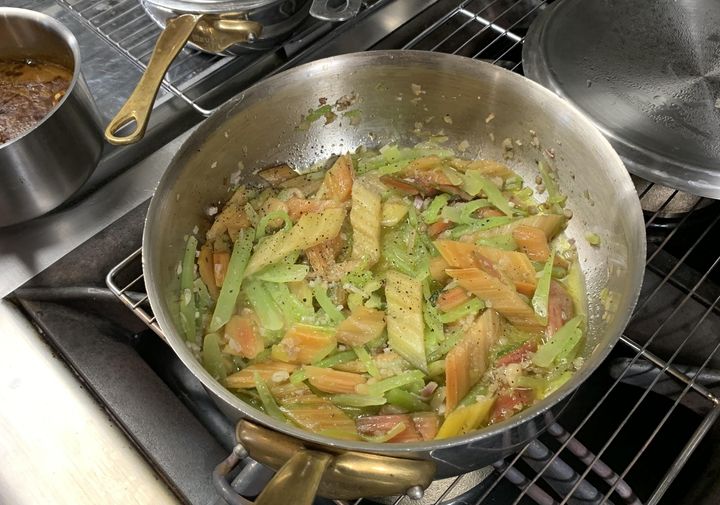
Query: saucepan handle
309 0 363 22
104 13 202 145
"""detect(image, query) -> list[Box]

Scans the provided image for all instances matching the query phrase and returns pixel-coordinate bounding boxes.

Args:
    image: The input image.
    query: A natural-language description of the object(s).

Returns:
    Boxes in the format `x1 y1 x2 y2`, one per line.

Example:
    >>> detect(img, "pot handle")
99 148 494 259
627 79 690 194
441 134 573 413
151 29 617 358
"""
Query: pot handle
255 450 332 505
213 420 436 504
104 14 202 145
309 0 363 22
212 445 330 505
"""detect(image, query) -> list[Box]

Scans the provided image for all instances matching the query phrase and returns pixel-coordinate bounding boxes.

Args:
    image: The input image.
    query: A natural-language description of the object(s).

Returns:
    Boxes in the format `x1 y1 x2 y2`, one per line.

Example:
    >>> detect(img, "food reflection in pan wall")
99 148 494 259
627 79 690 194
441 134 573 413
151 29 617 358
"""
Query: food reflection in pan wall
176 143 589 443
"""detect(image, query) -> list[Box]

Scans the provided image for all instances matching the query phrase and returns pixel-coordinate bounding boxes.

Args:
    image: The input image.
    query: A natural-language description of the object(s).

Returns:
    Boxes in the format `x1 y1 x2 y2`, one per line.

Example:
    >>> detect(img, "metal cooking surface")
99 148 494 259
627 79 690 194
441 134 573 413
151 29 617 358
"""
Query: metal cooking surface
523 0 720 198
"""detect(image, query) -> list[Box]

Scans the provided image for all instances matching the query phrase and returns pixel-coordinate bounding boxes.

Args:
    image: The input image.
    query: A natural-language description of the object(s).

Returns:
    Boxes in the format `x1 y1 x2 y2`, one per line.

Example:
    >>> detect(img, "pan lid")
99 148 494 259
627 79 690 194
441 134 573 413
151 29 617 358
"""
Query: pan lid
523 0 720 198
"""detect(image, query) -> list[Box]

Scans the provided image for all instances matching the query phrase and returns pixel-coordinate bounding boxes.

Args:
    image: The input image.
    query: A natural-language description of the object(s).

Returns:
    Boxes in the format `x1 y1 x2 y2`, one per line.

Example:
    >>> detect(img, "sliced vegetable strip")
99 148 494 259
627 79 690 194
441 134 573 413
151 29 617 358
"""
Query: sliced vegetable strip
208 228 254 332
223 312 264 359
532 250 556 324
245 207 346 275
271 324 337 365
198 243 218 299
385 271 428 372
304 366 366 394
335 306 386 347
224 361 297 389
513 225 550 262
436 397 496 439
350 181 382 266
179 235 198 341
446 268 544 332
445 309 503 412
271 382 359 440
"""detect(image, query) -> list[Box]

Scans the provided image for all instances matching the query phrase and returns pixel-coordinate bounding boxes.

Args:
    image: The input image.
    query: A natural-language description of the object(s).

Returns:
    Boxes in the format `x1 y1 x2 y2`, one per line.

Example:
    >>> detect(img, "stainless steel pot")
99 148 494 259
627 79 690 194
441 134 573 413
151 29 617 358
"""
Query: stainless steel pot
0 8 102 228
142 51 646 503
105 0 361 145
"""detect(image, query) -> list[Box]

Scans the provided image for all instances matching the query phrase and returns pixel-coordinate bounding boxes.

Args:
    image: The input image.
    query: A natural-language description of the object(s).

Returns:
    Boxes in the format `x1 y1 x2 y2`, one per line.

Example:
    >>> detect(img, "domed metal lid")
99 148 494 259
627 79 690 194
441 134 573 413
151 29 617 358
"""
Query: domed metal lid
523 0 720 198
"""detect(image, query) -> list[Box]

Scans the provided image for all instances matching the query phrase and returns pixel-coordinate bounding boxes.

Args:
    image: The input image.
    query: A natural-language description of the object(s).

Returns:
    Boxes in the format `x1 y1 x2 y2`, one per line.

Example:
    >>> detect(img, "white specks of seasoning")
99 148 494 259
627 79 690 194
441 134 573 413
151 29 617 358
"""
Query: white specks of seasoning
502 138 514 160
176 262 182 276
515 139 523 146
224 131 229 138
207 206 218 216
411 83 422 96
414 121 423 130
271 371 290 383
458 140 470 152
485 112 495 124
425 116 434 123
489 132 495 142
195 250 200 258
192 225 199 235
443 114 453 124
229 164 243 187
185 341 201 353
211 161 217 169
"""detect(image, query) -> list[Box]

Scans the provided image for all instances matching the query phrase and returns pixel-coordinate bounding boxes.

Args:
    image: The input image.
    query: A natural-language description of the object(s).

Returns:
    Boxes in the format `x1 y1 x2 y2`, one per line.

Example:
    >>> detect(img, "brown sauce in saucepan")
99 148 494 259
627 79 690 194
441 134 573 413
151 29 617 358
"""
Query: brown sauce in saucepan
0 58 73 144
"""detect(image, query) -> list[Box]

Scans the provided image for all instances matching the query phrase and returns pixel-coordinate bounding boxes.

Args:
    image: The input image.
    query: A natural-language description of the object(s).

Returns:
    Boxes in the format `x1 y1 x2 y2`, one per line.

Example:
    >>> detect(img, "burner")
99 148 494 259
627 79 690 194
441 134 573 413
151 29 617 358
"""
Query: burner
633 176 715 217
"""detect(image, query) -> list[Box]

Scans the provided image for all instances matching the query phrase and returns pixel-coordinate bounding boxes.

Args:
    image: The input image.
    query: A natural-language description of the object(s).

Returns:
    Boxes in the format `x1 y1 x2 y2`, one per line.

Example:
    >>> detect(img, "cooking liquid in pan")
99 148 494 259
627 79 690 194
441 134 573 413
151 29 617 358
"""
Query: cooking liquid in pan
0 58 72 144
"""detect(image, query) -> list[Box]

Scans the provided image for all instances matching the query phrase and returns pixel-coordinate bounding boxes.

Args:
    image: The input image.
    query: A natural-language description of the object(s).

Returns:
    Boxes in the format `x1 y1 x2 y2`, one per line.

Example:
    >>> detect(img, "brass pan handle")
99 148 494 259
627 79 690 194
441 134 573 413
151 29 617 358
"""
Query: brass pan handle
104 14 202 145
255 450 332 505
212 420 436 504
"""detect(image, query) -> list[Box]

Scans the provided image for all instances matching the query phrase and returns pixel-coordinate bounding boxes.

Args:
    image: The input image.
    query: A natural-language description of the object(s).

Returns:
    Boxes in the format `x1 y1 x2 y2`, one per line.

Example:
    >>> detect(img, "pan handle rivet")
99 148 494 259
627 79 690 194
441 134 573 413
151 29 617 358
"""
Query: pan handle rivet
406 485 424 500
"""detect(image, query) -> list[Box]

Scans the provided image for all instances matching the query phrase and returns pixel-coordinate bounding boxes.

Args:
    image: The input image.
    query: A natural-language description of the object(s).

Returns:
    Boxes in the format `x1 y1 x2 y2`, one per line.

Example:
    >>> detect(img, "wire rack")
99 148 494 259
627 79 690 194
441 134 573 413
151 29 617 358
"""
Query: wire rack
52 0 238 114
107 1 720 505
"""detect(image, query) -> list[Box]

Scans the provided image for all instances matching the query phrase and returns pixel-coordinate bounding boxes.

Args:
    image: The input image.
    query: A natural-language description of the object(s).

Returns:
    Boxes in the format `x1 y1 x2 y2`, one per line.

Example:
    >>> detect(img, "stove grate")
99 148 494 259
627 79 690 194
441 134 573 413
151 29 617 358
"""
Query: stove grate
55 0 232 114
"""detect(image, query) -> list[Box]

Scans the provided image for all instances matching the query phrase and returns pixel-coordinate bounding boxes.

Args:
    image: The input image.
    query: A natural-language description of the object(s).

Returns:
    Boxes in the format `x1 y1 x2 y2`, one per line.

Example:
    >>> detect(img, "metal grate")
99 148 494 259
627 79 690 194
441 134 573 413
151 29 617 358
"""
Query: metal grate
107 1 720 505
55 0 236 115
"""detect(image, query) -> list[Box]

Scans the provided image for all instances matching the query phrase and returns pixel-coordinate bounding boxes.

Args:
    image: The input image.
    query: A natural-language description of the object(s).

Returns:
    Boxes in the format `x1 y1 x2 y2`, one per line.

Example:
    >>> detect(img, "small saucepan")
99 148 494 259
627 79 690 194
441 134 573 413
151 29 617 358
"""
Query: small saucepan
105 0 362 145
0 8 102 227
